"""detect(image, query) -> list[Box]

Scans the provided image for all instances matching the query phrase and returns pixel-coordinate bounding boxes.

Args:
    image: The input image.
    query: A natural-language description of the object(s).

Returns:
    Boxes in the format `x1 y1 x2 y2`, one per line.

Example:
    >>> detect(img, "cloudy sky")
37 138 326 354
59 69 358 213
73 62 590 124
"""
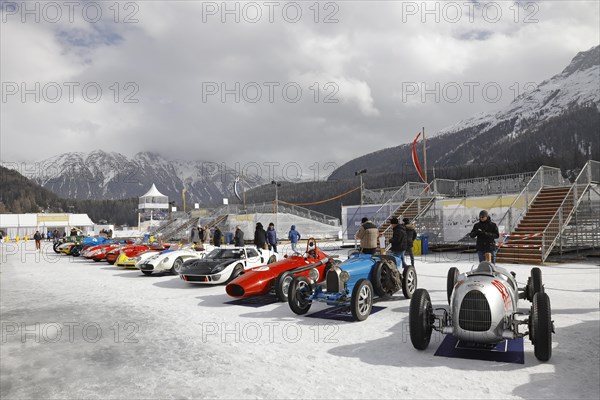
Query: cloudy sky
1 0 599 174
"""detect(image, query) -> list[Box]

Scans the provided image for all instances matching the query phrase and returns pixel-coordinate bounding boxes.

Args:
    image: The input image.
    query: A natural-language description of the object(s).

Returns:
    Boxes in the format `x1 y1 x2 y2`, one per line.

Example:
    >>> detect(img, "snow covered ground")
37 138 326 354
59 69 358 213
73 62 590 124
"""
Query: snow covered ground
1 241 598 399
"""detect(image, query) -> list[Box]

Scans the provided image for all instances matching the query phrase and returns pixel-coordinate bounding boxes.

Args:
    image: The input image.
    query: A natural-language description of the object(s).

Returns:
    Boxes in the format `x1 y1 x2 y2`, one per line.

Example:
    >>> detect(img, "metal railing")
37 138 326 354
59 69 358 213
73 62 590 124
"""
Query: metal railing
432 171 536 197
363 186 403 205
369 182 431 229
380 186 436 250
542 160 600 260
495 166 566 238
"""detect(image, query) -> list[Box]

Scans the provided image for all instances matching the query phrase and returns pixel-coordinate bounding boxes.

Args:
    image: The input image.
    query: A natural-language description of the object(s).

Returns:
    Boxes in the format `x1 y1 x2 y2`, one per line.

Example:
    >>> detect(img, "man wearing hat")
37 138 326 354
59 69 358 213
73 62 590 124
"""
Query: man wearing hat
469 210 499 263
355 217 378 254
389 217 407 265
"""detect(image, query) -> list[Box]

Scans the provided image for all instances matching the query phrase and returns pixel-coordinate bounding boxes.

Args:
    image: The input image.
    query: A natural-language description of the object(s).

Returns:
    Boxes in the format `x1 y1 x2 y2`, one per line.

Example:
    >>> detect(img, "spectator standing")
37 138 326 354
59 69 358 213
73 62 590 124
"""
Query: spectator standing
288 225 301 254
403 218 417 267
355 217 378 254
266 223 278 253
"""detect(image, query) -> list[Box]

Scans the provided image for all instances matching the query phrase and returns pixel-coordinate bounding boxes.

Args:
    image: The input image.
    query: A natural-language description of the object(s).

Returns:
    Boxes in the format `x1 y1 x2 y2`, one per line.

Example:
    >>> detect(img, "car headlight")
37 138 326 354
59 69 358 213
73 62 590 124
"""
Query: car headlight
340 270 350 283
212 264 227 273
309 268 319 282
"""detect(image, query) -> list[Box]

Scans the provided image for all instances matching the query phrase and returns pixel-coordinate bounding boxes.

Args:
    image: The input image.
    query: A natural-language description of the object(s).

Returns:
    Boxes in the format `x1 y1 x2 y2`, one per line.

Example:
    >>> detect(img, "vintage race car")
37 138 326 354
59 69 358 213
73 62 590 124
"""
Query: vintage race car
226 239 334 301
179 246 280 285
409 261 554 361
52 236 85 254
82 239 135 261
114 244 172 268
137 245 213 276
288 252 417 321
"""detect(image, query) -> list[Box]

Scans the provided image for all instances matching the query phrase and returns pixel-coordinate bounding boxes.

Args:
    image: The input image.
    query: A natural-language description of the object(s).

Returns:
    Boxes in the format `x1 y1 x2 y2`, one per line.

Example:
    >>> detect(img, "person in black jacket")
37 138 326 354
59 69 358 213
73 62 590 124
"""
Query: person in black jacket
213 226 222 247
469 210 500 263
253 222 267 250
388 217 407 266
234 226 244 247
403 218 417 267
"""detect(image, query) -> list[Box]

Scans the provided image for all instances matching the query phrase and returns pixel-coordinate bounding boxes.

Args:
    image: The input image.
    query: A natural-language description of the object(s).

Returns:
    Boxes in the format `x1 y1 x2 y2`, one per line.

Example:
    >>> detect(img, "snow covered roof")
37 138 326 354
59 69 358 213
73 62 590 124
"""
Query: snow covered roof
140 184 167 199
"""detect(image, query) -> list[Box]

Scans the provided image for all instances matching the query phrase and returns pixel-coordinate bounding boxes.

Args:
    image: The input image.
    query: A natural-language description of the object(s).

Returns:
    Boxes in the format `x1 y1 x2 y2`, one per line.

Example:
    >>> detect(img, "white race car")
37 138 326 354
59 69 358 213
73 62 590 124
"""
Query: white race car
136 245 214 276
178 246 280 284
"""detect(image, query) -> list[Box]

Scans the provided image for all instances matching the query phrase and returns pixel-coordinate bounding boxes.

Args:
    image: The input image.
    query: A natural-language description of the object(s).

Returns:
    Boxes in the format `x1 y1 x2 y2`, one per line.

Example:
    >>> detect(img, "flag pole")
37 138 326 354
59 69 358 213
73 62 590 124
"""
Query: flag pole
422 126 427 183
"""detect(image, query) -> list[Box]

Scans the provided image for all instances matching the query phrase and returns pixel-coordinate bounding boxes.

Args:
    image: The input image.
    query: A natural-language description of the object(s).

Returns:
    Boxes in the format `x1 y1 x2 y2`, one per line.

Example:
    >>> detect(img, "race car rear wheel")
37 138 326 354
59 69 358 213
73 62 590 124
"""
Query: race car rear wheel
268 255 277 264
402 266 417 299
529 268 543 300
351 279 373 321
142 271 152 276
275 271 294 302
447 267 459 305
409 288 433 350
288 276 312 315
71 247 81 257
532 292 552 361
53 242 61 253
170 258 183 275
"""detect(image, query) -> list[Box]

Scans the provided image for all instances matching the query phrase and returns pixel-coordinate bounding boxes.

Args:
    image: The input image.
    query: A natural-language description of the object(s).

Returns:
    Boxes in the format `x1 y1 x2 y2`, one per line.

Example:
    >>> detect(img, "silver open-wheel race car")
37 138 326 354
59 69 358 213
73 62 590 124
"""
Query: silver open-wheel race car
409 259 554 361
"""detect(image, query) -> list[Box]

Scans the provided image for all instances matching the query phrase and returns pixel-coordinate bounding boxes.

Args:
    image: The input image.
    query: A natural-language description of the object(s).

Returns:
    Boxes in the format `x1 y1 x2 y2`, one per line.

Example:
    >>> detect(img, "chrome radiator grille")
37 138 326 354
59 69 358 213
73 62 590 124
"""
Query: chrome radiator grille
458 290 492 332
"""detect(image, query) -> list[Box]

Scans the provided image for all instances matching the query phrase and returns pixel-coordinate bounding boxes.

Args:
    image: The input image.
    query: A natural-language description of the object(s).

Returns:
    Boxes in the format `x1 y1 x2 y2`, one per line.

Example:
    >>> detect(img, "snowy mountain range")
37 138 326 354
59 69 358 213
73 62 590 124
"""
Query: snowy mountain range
3 151 265 205
330 45 600 180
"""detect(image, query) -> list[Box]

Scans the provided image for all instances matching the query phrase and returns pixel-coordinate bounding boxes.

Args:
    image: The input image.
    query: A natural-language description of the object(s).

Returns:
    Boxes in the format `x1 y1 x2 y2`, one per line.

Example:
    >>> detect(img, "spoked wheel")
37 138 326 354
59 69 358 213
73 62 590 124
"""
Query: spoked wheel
275 271 294 302
71 247 81 257
531 292 553 361
402 266 417 299
409 288 434 350
288 276 313 315
351 279 373 321
447 267 459 305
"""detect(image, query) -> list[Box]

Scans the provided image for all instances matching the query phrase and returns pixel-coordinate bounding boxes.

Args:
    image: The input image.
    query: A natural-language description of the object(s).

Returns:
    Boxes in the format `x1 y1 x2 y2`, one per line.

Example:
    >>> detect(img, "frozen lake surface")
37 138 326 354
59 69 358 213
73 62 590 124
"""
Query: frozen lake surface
1 242 599 399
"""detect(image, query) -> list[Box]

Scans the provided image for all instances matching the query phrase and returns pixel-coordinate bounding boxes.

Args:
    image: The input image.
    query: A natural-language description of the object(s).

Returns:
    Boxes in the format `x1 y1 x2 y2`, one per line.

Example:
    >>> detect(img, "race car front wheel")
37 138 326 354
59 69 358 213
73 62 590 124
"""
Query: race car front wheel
402 266 417 299
351 279 373 321
409 288 433 350
447 267 459 305
288 276 312 315
275 271 294 302
531 292 553 361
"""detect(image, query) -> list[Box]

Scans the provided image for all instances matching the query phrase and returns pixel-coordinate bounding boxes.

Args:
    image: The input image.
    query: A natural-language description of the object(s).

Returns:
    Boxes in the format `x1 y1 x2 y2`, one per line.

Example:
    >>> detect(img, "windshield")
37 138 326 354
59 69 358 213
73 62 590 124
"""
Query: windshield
206 248 243 259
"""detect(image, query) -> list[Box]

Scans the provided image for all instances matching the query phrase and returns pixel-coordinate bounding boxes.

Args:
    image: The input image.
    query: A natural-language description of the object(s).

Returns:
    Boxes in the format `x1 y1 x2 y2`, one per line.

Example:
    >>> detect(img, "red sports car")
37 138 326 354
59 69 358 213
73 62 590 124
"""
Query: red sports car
83 239 135 262
225 239 335 302
110 243 171 267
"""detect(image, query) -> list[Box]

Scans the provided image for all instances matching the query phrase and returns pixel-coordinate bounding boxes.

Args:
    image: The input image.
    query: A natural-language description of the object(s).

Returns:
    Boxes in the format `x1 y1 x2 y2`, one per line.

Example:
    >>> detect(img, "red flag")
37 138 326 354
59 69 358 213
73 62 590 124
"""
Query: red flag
412 132 427 183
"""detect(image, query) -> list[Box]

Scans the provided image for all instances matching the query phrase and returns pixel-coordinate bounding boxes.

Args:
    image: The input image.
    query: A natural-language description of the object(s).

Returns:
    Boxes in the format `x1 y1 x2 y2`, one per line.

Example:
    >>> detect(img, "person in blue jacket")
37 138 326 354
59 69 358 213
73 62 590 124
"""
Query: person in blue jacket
288 225 301 254
266 222 278 253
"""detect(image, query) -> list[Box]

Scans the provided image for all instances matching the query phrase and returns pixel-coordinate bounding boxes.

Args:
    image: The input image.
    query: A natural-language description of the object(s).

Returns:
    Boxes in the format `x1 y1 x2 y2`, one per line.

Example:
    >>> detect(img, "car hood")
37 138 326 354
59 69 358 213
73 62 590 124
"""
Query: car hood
180 258 232 274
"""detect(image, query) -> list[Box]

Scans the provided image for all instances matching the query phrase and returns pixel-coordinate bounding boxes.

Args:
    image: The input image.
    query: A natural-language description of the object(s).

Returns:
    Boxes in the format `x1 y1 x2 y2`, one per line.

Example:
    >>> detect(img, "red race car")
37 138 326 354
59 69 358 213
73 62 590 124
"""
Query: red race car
226 238 335 302
83 239 135 262
111 243 172 267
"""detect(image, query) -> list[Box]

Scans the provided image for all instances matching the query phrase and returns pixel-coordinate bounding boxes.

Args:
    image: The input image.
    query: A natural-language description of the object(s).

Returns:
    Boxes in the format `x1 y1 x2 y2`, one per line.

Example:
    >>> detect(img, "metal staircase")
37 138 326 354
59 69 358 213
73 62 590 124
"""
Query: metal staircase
378 197 436 245
497 161 599 264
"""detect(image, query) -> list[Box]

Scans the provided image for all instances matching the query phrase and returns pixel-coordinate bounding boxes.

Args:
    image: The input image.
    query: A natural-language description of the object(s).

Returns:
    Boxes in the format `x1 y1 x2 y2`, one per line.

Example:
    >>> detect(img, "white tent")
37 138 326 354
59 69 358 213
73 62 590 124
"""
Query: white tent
0 213 94 239
138 184 169 210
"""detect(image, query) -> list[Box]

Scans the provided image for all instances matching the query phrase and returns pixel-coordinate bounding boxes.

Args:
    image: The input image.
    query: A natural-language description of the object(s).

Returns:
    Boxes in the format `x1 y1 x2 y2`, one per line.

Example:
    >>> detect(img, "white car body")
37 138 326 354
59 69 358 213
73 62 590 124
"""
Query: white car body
136 245 214 275
179 245 280 285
